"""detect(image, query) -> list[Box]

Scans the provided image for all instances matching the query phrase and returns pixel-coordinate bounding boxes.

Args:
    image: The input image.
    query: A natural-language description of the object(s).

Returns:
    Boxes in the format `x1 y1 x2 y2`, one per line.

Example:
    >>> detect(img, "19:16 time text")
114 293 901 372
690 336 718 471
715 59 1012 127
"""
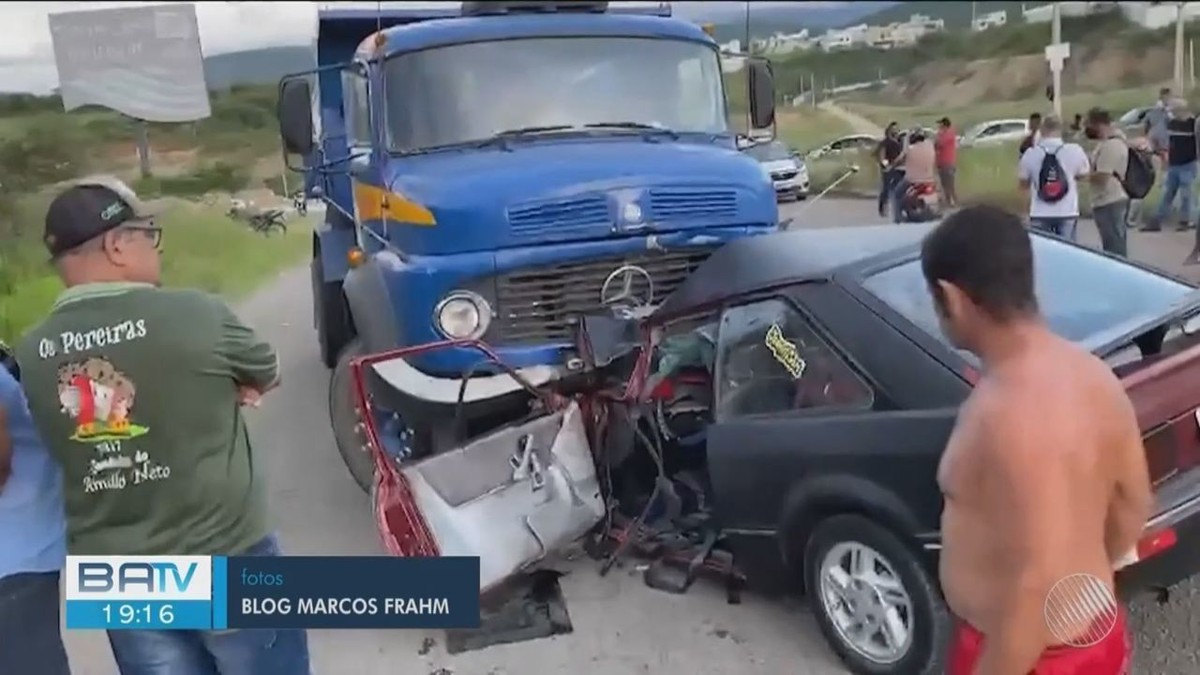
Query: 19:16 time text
101 602 175 625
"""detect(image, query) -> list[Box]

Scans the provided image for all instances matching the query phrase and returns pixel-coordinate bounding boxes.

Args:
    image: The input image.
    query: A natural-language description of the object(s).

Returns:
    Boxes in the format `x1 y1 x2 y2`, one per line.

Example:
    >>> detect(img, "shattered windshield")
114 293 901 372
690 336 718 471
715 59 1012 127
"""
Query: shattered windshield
383 36 727 151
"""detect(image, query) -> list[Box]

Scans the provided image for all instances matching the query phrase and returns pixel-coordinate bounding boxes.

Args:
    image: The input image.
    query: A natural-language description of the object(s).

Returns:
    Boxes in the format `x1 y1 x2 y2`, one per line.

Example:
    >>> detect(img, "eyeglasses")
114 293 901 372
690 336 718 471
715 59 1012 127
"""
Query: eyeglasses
122 223 163 250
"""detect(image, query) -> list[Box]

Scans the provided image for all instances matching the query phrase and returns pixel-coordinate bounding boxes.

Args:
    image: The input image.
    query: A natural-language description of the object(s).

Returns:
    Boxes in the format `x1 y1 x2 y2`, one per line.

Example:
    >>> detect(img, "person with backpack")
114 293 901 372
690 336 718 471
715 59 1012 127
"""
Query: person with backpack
1017 115 1090 240
1142 99 1198 232
1085 107 1156 257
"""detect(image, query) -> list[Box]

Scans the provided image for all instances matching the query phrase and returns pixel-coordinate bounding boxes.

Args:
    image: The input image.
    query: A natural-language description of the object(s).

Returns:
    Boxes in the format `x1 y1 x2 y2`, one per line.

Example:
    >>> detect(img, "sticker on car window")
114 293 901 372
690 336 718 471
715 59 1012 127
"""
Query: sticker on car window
765 323 806 379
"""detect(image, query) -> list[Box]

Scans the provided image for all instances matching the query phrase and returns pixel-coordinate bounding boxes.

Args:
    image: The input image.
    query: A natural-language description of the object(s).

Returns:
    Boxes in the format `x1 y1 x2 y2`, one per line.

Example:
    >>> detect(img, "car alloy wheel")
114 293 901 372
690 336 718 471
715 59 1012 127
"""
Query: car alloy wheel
804 514 950 675
818 541 913 664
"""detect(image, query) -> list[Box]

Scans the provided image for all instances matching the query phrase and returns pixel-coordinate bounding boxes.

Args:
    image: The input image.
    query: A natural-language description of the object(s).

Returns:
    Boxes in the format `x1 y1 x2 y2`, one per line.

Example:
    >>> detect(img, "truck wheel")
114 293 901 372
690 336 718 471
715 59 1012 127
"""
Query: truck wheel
803 514 950 675
329 340 376 491
312 254 353 369
329 339 436 492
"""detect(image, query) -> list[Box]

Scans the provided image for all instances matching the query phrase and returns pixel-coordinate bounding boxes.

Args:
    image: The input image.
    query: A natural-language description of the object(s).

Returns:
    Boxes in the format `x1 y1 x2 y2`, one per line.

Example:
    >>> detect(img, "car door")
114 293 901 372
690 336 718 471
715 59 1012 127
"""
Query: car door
703 296 953 537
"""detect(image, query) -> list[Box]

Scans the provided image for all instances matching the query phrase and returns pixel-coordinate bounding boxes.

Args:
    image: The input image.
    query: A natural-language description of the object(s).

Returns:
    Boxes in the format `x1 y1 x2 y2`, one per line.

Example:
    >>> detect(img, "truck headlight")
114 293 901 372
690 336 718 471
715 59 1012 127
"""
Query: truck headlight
434 291 492 340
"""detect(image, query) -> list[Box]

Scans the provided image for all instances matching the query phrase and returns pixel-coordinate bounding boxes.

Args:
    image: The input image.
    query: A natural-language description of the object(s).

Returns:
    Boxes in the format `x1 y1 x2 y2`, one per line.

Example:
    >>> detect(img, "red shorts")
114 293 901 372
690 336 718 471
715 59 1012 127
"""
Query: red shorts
947 609 1130 675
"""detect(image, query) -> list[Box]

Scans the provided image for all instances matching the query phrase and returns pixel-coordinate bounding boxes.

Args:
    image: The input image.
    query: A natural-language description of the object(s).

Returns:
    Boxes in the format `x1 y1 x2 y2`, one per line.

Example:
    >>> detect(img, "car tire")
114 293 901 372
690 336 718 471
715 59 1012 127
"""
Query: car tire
804 514 950 675
797 190 808 201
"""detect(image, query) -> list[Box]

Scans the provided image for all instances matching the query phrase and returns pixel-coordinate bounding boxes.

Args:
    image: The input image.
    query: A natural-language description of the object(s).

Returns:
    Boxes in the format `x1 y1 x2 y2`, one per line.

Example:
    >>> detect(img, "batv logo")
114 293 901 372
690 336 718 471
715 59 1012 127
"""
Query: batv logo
78 561 198 593
65 555 214 602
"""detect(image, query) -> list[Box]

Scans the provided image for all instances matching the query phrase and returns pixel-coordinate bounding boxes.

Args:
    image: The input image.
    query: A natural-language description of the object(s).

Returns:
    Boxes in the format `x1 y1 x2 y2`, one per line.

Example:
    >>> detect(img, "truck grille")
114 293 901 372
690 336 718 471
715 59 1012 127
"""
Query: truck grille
508 195 610 240
491 249 715 345
649 188 737 223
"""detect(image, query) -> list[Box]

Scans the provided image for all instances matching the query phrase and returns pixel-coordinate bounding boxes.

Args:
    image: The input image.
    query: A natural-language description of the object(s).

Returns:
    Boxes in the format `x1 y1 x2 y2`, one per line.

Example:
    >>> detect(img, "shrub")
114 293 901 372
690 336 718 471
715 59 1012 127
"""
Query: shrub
0 117 91 191
134 162 250 199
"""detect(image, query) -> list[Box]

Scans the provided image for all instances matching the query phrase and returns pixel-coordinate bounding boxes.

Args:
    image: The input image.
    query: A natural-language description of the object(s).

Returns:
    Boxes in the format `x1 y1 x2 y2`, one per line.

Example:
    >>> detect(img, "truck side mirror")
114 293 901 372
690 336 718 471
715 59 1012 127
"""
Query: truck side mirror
278 76 314 157
747 58 776 131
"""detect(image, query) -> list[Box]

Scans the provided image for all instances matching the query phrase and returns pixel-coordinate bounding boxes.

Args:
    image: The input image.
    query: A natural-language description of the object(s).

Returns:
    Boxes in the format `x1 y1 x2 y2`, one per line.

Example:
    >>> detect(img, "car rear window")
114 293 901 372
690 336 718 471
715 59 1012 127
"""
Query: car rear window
861 237 1195 352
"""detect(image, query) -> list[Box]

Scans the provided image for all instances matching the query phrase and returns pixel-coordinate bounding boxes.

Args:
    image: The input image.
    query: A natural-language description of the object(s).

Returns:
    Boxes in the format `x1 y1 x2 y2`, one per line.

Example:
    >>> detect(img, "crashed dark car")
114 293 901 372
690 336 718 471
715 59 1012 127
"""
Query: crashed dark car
345 224 1200 674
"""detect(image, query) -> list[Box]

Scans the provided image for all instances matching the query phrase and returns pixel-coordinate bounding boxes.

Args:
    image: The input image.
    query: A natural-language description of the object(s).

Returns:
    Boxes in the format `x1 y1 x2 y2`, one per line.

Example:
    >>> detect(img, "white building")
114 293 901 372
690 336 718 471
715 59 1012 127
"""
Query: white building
1118 1 1200 30
819 31 855 51
1023 1 1118 23
972 9 1008 31
906 13 946 32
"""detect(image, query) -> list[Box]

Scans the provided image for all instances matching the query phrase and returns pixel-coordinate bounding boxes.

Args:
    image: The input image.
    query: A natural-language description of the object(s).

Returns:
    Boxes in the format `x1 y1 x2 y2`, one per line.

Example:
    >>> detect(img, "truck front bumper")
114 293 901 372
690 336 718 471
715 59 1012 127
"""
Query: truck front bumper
370 356 563 407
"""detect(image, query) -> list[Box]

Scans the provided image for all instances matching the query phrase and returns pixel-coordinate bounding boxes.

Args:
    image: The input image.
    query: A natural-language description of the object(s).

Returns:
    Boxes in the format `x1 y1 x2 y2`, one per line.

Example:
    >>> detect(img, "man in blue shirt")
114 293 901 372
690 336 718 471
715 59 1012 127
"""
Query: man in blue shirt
0 341 71 674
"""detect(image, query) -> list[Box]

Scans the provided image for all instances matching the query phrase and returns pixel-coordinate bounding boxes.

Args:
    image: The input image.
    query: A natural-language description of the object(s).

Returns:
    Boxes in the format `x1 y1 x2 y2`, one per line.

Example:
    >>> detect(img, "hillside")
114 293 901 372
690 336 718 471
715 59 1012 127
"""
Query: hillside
707 2 897 43
770 11 1186 106
857 1 1052 28
203 46 315 90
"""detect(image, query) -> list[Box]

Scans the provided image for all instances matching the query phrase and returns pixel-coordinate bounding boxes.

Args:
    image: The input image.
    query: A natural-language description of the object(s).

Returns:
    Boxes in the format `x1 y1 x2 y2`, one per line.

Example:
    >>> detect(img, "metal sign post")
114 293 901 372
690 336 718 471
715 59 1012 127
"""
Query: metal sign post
1045 41 1070 119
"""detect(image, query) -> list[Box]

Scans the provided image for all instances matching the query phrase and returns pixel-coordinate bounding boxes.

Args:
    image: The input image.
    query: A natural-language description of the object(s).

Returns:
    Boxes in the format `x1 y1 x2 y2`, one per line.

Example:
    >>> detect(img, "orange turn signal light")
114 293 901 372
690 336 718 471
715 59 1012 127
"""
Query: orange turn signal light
348 247 366 268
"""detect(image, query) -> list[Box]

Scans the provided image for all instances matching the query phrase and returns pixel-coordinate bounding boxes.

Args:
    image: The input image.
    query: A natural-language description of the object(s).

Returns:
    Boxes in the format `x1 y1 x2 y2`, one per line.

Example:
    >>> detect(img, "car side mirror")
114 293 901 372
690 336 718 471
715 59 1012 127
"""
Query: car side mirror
747 57 776 131
277 76 314 157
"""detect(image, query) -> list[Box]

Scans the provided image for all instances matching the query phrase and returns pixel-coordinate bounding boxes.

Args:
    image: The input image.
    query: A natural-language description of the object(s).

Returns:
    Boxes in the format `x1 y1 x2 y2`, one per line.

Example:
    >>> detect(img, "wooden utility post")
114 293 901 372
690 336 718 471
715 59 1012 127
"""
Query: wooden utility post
1176 2 1188 93
134 119 151 178
1050 2 1063 119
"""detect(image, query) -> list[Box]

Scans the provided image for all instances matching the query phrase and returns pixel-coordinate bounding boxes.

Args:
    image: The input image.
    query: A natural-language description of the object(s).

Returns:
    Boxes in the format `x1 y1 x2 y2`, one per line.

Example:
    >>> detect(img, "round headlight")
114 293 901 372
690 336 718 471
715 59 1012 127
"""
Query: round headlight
434 291 492 340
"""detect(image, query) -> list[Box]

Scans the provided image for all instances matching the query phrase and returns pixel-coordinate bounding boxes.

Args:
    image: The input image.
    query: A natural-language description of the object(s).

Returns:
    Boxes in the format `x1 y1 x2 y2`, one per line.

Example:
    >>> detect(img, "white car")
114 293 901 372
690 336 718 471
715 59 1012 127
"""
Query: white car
745 140 810 201
806 133 880 160
958 118 1030 148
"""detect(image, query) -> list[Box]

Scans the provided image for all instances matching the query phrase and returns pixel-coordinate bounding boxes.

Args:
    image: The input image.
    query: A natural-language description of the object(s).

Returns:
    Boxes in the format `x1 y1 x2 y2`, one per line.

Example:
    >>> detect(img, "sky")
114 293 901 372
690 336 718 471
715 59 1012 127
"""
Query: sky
0 1 849 93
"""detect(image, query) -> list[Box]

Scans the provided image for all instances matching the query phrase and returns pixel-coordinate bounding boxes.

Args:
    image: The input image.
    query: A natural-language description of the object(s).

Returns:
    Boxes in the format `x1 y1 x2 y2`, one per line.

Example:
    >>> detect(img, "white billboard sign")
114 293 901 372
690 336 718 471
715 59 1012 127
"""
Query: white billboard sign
48 4 211 122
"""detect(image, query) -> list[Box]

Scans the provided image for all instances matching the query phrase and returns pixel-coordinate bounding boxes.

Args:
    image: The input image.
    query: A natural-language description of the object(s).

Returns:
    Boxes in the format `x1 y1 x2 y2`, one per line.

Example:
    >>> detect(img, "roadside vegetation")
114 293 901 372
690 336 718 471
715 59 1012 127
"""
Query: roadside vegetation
766 12 1183 101
0 85 310 343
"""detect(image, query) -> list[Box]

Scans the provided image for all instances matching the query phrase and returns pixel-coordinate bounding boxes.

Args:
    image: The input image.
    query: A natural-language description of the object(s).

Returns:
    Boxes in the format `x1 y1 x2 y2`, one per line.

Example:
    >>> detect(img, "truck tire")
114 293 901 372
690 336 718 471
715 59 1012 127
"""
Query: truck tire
803 514 950 675
329 340 376 491
329 339 435 493
312 252 353 369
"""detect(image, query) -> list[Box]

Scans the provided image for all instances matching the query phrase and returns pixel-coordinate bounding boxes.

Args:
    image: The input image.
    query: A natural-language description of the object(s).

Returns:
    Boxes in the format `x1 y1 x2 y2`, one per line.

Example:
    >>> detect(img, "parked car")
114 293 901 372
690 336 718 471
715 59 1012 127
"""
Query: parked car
807 133 880 160
958 118 1029 147
745 139 810 201
1119 106 1152 133
350 223 1200 675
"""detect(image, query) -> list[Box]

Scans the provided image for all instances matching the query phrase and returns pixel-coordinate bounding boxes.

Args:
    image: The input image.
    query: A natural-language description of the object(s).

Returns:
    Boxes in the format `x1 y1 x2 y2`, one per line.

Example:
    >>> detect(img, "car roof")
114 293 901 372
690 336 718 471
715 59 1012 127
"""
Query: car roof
654 223 936 318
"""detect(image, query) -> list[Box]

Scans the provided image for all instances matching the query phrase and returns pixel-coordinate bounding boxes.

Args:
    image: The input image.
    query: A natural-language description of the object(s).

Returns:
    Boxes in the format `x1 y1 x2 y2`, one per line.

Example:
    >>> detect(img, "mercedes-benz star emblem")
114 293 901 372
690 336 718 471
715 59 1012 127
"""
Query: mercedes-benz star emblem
599 264 655 311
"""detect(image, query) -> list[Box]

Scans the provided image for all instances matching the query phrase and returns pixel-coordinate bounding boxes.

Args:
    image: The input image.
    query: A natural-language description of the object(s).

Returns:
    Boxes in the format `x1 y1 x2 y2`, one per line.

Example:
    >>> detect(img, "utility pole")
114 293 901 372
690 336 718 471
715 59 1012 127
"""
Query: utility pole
1051 2 1063 119
1192 38 1197 87
1176 2 1188 93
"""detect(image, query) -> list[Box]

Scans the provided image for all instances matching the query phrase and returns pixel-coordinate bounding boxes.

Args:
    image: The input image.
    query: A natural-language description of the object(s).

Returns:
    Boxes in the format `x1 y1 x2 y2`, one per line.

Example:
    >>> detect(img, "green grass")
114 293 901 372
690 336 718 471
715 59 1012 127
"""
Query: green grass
0 198 312 343
776 108 858 153
803 137 1185 219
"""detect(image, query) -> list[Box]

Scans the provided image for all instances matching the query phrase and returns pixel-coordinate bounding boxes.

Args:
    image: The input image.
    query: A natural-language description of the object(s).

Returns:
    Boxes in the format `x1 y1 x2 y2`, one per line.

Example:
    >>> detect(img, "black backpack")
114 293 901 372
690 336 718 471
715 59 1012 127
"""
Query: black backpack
1121 144 1156 200
1036 146 1070 203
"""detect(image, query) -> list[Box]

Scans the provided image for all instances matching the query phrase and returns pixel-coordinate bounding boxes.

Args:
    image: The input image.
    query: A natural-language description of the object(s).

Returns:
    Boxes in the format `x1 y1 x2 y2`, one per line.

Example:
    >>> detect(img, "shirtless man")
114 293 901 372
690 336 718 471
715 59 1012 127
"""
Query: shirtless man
920 204 1153 674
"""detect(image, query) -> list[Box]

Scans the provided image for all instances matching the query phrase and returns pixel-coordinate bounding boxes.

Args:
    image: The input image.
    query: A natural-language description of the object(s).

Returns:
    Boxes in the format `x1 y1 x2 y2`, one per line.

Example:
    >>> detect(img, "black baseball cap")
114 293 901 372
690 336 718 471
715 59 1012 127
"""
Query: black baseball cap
43 175 158 257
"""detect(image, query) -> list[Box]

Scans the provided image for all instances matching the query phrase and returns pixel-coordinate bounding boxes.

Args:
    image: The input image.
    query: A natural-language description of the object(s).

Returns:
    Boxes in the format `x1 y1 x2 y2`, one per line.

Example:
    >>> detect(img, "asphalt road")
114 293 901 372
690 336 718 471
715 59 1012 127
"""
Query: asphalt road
64 197 1200 674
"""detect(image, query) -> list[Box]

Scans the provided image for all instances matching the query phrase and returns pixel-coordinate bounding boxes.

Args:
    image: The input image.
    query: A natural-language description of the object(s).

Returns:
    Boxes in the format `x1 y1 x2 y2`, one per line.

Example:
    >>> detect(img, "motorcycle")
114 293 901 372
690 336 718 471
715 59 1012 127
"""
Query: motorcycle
898 181 941 223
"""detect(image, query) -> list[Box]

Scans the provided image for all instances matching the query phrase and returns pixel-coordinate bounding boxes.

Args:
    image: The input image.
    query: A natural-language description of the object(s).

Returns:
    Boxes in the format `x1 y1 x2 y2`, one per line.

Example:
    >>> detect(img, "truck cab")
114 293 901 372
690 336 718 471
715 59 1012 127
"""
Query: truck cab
276 1 780 490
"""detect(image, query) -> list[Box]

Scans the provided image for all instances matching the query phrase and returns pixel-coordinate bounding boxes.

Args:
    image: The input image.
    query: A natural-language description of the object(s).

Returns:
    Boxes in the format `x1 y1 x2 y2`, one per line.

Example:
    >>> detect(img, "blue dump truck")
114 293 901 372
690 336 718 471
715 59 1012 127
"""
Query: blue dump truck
275 1 780 490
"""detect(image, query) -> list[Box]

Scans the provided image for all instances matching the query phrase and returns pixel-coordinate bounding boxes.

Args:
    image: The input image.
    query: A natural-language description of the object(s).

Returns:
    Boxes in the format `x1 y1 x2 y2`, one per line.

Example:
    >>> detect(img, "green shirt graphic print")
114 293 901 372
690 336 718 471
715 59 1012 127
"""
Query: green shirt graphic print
17 282 278 556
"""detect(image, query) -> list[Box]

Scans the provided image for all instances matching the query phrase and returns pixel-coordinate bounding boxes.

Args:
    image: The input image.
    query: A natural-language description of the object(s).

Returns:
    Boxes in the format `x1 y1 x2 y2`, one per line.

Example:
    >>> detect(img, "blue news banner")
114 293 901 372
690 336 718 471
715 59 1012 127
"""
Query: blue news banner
64 555 481 631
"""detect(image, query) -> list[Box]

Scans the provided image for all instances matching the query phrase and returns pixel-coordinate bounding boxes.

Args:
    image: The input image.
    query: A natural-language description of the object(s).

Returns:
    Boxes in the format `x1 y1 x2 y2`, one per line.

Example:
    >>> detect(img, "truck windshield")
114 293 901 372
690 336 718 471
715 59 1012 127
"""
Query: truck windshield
384 37 727 151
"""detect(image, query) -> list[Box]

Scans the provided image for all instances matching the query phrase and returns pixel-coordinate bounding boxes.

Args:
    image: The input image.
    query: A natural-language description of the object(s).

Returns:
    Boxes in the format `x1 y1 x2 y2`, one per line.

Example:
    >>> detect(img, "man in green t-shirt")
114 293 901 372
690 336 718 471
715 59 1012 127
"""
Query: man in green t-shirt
16 176 311 674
